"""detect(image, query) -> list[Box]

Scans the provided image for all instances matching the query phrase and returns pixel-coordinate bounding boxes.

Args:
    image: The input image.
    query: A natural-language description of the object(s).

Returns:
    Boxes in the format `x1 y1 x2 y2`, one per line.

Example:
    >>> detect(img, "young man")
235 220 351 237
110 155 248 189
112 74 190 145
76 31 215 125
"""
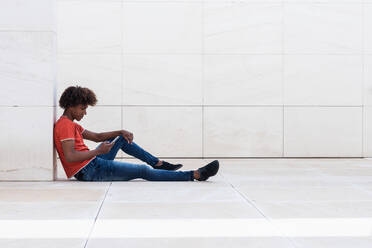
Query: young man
54 86 219 182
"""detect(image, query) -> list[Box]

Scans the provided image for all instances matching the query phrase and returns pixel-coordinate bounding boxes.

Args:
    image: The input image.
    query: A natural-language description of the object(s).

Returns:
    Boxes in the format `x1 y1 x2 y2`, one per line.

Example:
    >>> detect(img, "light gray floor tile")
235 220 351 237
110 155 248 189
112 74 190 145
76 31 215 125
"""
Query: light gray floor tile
236 186 372 203
0 187 107 202
0 239 85 248
293 237 372 248
255 201 372 218
0 202 100 219
86 237 295 248
106 183 243 203
97 202 263 219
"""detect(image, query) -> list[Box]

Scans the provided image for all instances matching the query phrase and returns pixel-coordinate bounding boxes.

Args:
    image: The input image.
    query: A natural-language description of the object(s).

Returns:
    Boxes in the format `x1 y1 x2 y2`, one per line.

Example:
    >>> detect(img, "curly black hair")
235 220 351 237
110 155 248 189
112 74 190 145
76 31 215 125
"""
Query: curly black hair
59 86 97 109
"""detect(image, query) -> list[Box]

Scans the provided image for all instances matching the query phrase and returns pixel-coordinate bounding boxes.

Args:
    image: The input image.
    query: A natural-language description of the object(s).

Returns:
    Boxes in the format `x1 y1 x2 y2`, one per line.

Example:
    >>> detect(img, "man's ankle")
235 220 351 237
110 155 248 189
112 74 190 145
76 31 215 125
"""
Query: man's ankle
193 170 200 180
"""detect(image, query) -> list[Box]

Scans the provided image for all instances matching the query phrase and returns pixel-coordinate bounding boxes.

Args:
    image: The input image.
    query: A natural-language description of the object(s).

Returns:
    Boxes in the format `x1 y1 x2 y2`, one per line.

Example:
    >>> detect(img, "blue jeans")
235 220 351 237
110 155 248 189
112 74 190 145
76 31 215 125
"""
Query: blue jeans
73 136 194 181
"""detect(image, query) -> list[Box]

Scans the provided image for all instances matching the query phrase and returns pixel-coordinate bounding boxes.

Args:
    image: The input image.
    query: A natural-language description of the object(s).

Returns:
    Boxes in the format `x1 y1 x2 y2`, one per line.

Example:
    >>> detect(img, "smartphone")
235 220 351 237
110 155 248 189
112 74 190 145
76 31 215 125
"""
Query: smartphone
110 136 120 144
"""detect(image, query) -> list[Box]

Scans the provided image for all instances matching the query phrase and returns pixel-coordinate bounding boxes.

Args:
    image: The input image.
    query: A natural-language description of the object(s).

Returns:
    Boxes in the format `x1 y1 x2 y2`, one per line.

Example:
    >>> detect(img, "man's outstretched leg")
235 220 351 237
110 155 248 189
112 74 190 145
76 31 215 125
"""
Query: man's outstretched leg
76 157 219 182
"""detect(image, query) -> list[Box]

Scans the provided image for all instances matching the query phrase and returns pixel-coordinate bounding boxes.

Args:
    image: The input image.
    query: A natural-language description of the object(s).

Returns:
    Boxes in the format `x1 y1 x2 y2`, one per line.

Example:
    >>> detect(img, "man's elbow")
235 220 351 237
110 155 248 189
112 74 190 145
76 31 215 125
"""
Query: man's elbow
65 153 74 163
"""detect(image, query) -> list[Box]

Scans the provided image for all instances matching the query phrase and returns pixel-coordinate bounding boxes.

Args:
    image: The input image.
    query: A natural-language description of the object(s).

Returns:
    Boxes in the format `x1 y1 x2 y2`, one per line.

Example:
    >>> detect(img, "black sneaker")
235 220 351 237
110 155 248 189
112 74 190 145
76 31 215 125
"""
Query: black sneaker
152 161 183 171
196 160 219 181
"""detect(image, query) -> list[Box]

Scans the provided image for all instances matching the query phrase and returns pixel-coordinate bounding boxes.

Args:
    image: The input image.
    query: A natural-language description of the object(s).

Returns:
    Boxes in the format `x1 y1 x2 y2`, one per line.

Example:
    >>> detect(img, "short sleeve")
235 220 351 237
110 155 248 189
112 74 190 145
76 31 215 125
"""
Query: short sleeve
58 122 76 142
76 123 85 134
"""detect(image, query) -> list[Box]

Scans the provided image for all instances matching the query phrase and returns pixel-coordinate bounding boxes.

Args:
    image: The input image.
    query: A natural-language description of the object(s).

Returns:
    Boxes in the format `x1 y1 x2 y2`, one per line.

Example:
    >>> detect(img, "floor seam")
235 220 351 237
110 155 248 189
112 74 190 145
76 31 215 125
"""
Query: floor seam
220 172 299 248
83 182 112 248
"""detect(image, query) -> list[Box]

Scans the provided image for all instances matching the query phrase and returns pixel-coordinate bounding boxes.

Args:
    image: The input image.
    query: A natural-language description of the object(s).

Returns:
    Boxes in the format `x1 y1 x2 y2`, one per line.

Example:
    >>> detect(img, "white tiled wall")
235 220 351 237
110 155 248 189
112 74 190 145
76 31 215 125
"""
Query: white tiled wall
0 0 56 31
123 2 202 53
57 54 122 106
204 55 282 105
0 0 56 180
57 0 121 54
283 3 362 54
365 4 372 54
55 0 370 162
0 107 55 180
364 106 372 157
123 54 203 105
204 2 282 54
284 107 363 157
284 55 363 106
123 107 203 158
204 107 283 157
0 32 55 106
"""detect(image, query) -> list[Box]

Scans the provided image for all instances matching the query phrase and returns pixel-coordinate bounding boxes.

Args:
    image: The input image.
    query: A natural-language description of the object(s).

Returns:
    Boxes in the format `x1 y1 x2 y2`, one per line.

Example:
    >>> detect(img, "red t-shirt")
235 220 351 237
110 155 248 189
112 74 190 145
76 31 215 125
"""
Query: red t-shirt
53 115 96 178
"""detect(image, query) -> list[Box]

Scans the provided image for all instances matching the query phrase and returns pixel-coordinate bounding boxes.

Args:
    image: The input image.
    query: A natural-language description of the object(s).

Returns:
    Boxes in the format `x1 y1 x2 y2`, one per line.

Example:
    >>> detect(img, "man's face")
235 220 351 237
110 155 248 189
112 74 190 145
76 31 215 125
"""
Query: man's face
71 104 87 121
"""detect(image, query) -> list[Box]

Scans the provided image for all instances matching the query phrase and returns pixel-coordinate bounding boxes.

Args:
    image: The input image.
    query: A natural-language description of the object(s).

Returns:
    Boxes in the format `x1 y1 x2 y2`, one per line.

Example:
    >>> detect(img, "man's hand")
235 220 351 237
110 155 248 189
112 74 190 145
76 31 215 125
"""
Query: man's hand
96 141 115 155
121 130 134 144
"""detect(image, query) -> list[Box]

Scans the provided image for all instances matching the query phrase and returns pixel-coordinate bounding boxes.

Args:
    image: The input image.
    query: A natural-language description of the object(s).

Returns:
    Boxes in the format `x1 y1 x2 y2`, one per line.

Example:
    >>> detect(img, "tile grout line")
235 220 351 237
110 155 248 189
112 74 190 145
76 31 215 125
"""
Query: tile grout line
282 0 285 158
121 0 124 133
362 1 366 158
81 105 365 107
219 172 298 248
53 23 58 181
83 182 112 248
121 0 124 156
219 173 268 218
115 156 365 159
1 105 365 107
202 0 205 159
58 52 370 55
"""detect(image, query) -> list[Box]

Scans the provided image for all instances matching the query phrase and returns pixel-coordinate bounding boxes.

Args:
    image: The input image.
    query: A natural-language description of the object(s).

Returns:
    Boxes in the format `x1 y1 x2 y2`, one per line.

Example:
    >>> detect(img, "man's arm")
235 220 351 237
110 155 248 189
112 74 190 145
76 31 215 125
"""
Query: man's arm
61 139 115 163
61 140 100 163
83 129 133 143
82 130 121 142
96 130 123 142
